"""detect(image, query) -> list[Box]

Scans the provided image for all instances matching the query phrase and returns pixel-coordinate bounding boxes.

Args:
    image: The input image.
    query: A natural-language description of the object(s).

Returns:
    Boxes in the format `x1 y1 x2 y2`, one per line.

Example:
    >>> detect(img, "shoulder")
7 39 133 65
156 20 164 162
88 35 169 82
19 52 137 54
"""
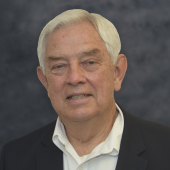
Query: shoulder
2 120 56 155
120 105 170 135
124 109 170 148
0 120 56 169
131 113 170 137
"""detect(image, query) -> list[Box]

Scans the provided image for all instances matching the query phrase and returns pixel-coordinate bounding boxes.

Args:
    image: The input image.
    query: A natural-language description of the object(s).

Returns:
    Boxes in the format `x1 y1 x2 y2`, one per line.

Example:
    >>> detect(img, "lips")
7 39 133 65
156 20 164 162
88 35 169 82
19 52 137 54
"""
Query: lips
67 94 92 100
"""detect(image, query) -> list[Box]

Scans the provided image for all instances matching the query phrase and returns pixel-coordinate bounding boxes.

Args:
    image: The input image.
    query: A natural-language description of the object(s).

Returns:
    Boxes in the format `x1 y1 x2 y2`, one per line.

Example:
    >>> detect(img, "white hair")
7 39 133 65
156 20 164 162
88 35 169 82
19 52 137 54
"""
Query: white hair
37 9 121 74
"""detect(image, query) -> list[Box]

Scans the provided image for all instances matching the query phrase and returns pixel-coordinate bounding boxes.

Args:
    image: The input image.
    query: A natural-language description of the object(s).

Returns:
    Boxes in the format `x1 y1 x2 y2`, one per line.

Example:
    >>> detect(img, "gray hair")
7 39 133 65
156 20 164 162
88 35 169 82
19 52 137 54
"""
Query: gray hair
37 9 121 74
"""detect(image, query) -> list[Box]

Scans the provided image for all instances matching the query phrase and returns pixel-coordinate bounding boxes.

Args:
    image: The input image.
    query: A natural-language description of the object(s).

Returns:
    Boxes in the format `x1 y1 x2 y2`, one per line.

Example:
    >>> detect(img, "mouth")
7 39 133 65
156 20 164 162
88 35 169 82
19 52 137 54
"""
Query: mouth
67 94 92 100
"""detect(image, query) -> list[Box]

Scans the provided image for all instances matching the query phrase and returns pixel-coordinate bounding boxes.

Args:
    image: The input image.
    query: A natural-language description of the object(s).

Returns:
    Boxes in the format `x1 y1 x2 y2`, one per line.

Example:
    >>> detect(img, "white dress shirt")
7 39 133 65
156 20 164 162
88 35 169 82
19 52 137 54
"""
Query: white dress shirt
52 104 124 170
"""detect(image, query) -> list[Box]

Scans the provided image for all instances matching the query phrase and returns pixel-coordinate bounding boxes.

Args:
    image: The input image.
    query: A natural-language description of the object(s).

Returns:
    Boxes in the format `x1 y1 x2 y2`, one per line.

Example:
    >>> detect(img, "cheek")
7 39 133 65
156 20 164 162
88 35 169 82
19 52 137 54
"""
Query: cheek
47 76 65 98
46 77 66 113
88 70 114 98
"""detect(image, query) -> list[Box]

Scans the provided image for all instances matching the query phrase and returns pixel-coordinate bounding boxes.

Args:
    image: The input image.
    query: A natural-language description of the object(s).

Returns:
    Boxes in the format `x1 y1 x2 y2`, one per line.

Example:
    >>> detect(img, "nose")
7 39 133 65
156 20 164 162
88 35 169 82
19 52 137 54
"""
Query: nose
66 62 86 86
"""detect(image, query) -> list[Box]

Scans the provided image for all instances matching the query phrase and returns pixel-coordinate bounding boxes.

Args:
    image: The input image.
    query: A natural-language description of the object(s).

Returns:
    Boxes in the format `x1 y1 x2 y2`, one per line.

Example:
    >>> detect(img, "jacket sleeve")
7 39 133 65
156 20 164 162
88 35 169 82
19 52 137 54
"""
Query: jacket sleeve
0 145 5 170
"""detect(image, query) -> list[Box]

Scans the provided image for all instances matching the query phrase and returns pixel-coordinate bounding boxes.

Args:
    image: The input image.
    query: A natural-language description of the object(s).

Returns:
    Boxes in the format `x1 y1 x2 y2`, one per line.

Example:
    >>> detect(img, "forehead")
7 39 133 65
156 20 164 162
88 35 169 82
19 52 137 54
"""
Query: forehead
45 20 108 59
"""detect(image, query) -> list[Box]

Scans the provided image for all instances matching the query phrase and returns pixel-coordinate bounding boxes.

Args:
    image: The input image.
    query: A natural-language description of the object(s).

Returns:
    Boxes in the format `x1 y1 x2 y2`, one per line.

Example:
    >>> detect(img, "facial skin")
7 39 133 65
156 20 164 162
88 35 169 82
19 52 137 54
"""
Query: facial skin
37 20 127 125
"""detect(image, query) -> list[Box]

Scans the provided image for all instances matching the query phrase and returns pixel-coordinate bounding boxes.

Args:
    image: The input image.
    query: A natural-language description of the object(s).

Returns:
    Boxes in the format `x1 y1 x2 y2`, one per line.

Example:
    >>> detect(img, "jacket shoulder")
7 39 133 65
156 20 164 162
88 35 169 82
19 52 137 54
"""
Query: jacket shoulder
128 113 170 150
131 113 170 136
5 120 56 148
0 120 56 170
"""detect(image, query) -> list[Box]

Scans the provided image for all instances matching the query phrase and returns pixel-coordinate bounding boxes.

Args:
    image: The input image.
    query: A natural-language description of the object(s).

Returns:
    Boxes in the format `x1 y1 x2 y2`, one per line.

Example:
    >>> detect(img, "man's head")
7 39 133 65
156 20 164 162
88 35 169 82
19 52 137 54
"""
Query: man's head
37 9 121 75
37 9 127 124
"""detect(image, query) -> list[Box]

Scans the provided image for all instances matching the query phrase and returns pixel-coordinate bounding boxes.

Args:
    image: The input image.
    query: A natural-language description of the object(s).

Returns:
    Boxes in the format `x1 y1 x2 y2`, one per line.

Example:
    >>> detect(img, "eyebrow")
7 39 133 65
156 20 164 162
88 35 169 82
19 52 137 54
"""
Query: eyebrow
46 48 101 61
46 56 65 61
82 48 101 56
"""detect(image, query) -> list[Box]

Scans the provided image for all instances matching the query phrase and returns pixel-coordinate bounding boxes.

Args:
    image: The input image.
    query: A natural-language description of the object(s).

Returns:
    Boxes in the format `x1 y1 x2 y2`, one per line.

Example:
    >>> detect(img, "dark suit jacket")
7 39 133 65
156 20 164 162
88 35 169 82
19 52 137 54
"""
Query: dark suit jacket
1 109 170 170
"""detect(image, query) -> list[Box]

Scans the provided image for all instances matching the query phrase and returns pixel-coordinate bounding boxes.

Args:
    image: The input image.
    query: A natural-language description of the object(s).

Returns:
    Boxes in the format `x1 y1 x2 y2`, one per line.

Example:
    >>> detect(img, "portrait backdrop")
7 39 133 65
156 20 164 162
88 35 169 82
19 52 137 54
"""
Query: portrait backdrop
1 0 170 151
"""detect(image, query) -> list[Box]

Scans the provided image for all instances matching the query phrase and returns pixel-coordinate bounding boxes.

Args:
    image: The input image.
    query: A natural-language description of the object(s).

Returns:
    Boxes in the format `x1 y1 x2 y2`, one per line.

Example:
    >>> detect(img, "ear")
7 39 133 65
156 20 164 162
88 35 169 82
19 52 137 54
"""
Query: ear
37 66 48 90
114 54 127 91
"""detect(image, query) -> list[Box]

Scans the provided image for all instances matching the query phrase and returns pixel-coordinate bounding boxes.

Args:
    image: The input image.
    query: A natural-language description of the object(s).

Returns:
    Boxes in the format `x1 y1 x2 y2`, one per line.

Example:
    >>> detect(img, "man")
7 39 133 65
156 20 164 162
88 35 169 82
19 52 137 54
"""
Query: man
1 9 170 170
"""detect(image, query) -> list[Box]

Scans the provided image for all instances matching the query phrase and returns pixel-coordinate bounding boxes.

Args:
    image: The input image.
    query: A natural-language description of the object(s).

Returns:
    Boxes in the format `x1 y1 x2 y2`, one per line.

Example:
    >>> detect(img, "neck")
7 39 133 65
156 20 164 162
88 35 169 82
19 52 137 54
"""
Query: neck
61 104 118 156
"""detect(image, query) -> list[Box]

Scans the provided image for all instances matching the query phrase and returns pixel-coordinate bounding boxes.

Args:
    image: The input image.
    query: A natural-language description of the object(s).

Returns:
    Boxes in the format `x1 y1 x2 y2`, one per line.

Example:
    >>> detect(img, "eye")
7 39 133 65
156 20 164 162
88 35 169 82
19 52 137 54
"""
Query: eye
52 64 66 70
81 59 100 72
88 61 95 65
51 63 68 75
56 65 63 69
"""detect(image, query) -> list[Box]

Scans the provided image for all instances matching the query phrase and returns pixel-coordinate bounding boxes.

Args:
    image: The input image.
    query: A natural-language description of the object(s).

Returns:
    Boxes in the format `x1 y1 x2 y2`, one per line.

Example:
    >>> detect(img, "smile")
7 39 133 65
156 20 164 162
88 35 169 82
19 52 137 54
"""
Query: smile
67 94 91 100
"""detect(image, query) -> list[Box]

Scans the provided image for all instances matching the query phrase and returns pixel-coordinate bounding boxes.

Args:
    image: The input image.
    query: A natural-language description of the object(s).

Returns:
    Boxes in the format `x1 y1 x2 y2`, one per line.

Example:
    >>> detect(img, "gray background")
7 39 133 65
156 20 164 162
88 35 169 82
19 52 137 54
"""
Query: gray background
1 0 170 151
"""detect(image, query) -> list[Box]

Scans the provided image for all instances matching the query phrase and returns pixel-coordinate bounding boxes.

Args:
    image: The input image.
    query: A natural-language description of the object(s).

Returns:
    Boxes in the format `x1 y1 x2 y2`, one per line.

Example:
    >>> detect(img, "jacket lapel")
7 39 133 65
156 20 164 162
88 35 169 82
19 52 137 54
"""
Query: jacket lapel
36 122 63 170
116 109 148 170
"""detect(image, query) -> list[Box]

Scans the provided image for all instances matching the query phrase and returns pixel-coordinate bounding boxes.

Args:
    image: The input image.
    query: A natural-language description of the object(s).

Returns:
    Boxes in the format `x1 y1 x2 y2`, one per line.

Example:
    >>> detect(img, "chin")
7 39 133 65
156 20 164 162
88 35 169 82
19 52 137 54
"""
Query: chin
65 109 97 122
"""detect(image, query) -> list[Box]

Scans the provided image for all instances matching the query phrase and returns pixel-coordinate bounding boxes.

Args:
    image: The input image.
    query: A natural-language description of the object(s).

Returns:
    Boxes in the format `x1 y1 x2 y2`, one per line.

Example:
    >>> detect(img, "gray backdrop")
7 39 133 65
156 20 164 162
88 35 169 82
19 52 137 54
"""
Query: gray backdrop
1 0 170 151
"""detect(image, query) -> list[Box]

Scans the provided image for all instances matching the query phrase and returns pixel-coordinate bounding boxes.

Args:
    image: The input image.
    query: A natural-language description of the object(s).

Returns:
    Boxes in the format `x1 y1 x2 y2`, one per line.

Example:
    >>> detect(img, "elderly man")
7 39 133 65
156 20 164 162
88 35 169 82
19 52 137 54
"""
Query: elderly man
1 9 170 170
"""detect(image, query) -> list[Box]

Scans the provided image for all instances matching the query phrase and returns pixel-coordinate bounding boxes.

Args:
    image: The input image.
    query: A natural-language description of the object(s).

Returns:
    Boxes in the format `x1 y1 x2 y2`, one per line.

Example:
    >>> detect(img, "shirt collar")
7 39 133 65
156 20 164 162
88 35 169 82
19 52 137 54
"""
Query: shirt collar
52 103 124 158
102 103 124 156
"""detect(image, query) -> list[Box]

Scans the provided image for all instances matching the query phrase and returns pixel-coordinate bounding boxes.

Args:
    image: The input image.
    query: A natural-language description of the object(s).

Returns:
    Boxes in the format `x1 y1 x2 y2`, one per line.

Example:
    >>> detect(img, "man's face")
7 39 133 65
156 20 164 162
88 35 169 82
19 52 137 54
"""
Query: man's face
39 20 118 123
